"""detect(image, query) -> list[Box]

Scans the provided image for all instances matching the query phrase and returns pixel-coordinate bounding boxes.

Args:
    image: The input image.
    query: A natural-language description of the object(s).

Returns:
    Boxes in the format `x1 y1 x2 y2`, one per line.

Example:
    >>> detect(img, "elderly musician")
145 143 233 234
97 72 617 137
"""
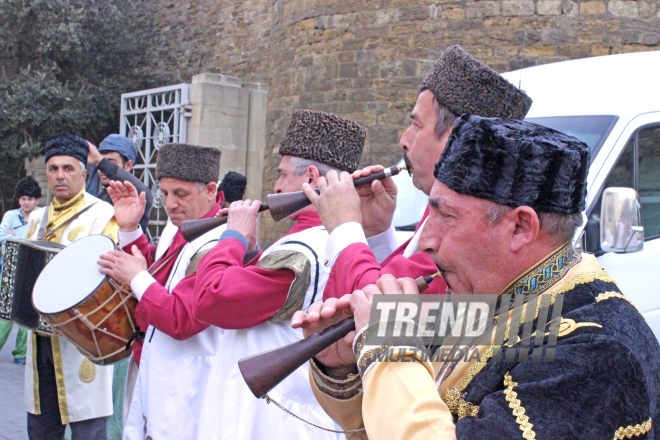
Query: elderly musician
308 46 532 302
190 110 366 439
96 143 233 440
24 134 119 440
294 116 660 439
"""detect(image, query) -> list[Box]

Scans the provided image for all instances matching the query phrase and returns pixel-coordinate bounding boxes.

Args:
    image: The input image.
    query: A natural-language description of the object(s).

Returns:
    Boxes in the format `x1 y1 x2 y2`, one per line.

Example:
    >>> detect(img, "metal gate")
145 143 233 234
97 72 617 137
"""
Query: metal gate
120 84 190 243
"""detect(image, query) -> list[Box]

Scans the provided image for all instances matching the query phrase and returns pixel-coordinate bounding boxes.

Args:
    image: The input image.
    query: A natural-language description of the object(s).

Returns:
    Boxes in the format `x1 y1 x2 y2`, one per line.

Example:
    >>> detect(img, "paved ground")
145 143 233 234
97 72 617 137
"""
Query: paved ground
0 325 27 440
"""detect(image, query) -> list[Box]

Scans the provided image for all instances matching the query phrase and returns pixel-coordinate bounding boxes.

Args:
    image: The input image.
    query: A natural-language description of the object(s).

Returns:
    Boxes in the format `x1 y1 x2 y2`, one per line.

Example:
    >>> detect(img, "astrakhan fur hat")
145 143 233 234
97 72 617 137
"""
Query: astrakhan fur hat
278 110 366 172
156 143 222 184
44 134 89 165
14 175 42 199
422 46 532 120
434 115 590 214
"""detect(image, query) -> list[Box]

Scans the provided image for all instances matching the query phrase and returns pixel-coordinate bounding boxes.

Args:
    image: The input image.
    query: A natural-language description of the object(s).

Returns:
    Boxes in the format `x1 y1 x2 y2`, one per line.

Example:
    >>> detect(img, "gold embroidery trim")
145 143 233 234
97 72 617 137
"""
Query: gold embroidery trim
50 336 70 424
31 332 40 414
613 418 652 439
596 291 641 314
78 358 97 383
549 270 616 304
457 400 479 419
557 318 602 336
503 372 536 440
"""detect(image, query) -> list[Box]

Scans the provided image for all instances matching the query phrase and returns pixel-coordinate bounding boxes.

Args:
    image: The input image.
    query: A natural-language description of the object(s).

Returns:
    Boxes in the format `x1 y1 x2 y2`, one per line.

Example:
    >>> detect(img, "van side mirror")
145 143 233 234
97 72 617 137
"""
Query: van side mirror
600 187 644 253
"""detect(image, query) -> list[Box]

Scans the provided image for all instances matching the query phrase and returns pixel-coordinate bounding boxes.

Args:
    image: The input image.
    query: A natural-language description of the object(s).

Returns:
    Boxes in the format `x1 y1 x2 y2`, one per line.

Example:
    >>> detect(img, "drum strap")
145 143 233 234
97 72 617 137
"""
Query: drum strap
148 247 183 277
38 202 99 240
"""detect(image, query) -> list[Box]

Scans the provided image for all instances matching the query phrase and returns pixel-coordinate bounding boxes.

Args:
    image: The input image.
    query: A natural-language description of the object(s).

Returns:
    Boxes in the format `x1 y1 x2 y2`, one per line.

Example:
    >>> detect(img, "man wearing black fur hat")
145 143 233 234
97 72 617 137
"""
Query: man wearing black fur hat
294 116 660 439
0 175 42 364
218 171 247 208
24 134 119 440
304 45 532 303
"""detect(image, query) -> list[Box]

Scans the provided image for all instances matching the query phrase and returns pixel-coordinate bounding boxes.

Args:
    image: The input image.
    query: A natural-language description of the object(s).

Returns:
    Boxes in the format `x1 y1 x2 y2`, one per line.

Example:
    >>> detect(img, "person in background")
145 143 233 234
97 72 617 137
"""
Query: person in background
86 134 153 232
0 175 42 364
218 171 247 208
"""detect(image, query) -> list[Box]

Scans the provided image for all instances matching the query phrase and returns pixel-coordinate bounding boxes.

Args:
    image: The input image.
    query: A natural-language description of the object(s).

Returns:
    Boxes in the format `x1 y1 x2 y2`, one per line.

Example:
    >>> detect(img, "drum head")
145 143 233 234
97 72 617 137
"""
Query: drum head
33 235 116 314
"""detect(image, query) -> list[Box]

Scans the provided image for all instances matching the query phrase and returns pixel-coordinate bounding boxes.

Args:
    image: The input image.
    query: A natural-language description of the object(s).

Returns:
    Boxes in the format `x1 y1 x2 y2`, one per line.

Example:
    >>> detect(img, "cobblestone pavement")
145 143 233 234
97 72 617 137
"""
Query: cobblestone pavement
0 325 27 440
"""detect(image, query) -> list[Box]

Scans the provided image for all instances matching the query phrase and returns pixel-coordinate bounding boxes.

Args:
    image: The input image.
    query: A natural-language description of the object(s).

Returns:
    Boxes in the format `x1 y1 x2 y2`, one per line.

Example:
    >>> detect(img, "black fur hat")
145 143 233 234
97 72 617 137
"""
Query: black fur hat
422 46 532 120
44 134 89 165
434 115 590 214
278 110 366 172
14 175 42 199
219 171 247 203
156 143 222 184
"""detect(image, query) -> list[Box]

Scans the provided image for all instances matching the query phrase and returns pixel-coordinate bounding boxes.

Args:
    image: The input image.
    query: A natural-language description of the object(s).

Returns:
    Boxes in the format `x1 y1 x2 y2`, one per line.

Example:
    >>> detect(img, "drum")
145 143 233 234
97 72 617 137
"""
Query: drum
0 238 63 335
33 235 138 365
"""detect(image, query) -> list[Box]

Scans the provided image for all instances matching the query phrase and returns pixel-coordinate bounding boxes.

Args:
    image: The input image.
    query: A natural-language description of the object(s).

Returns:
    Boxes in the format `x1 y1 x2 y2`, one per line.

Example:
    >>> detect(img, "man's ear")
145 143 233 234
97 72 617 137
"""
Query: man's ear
508 206 540 253
124 160 134 172
306 166 321 188
206 181 218 200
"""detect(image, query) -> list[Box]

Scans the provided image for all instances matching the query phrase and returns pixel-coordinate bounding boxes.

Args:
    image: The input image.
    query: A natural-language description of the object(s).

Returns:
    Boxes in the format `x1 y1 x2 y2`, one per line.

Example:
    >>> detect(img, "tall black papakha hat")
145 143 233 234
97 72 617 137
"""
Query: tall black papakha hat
278 110 366 173
422 45 533 120
44 134 89 165
219 171 247 203
14 175 42 199
434 115 590 214
156 144 222 184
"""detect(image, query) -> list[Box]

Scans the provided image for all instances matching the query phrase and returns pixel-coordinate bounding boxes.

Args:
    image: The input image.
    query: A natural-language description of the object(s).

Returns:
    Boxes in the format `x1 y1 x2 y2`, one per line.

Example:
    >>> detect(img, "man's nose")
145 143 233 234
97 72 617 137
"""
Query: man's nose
399 127 412 152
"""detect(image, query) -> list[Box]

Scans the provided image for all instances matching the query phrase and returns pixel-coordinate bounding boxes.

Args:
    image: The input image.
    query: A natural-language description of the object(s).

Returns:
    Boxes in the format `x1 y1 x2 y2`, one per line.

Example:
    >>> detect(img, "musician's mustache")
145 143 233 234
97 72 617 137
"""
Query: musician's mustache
402 153 413 177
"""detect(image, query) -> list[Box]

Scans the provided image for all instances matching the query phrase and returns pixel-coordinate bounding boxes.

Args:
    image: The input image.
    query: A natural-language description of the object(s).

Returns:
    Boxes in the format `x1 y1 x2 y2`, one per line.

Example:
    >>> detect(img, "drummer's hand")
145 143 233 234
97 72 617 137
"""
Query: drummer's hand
226 200 260 253
291 296 357 378
97 246 147 285
302 170 361 235
6 228 13 236
352 165 397 238
107 181 146 233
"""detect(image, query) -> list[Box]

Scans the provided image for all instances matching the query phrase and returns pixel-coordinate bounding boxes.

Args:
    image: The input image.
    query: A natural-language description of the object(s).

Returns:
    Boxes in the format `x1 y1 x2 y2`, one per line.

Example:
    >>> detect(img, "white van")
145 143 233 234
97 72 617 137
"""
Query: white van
392 51 660 339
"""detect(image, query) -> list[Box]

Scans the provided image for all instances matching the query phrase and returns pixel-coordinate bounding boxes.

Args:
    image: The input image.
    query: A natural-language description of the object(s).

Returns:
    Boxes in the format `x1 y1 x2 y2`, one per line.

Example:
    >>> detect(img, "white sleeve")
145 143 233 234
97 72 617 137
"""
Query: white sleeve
129 270 156 301
118 226 143 248
325 222 368 268
366 224 399 264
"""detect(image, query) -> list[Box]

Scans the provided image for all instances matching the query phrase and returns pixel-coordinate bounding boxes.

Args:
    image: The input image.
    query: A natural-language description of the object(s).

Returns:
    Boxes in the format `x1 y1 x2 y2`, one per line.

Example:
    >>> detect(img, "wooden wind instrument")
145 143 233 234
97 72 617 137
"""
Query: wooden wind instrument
180 165 406 242
238 272 442 399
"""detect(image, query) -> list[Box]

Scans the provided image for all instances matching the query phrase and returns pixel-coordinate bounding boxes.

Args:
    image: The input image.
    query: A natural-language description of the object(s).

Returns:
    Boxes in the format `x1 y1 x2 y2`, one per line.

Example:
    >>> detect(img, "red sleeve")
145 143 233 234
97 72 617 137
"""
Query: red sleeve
322 242 447 300
192 238 295 329
122 233 156 266
135 274 210 341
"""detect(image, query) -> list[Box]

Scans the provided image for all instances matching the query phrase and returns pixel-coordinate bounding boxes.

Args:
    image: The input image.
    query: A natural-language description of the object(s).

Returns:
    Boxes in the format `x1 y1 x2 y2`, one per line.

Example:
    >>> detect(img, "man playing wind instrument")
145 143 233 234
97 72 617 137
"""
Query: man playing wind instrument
295 116 660 439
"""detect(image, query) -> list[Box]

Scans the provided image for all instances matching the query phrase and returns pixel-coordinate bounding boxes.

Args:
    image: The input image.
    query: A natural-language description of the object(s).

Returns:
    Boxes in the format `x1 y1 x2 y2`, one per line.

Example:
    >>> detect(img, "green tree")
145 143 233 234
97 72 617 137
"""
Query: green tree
0 0 170 214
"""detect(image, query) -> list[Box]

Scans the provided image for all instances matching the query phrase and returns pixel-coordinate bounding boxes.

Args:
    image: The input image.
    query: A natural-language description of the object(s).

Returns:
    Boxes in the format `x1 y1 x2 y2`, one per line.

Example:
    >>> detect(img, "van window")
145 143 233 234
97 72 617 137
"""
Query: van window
638 126 660 238
596 124 660 241
526 115 618 162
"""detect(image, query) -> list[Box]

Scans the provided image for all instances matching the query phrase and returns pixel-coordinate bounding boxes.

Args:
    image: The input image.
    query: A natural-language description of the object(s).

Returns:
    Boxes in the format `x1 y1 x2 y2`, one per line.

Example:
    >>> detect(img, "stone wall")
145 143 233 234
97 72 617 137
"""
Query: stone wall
152 0 660 244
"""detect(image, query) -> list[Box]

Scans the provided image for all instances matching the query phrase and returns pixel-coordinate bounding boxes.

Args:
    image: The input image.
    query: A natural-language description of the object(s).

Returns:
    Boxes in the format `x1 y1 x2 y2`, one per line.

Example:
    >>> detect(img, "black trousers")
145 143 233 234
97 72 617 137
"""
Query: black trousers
27 335 107 440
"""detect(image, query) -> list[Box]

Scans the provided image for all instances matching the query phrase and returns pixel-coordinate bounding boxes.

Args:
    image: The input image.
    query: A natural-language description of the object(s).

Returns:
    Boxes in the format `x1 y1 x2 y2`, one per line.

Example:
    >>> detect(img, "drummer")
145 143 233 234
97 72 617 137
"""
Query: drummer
96 143 232 440
24 135 119 440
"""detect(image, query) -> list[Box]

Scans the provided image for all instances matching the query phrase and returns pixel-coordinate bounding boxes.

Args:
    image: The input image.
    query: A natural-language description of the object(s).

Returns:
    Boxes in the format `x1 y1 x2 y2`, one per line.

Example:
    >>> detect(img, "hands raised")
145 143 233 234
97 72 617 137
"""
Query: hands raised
107 181 146 233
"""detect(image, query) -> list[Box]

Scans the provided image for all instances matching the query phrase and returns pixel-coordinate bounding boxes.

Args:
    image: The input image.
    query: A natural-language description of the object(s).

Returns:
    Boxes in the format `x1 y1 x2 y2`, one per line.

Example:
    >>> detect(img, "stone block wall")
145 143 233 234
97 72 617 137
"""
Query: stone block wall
151 0 660 244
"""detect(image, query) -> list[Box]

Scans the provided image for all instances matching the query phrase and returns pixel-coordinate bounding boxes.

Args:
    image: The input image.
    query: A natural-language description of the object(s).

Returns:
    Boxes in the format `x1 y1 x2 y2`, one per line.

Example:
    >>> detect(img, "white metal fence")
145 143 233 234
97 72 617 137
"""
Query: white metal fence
120 84 189 243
